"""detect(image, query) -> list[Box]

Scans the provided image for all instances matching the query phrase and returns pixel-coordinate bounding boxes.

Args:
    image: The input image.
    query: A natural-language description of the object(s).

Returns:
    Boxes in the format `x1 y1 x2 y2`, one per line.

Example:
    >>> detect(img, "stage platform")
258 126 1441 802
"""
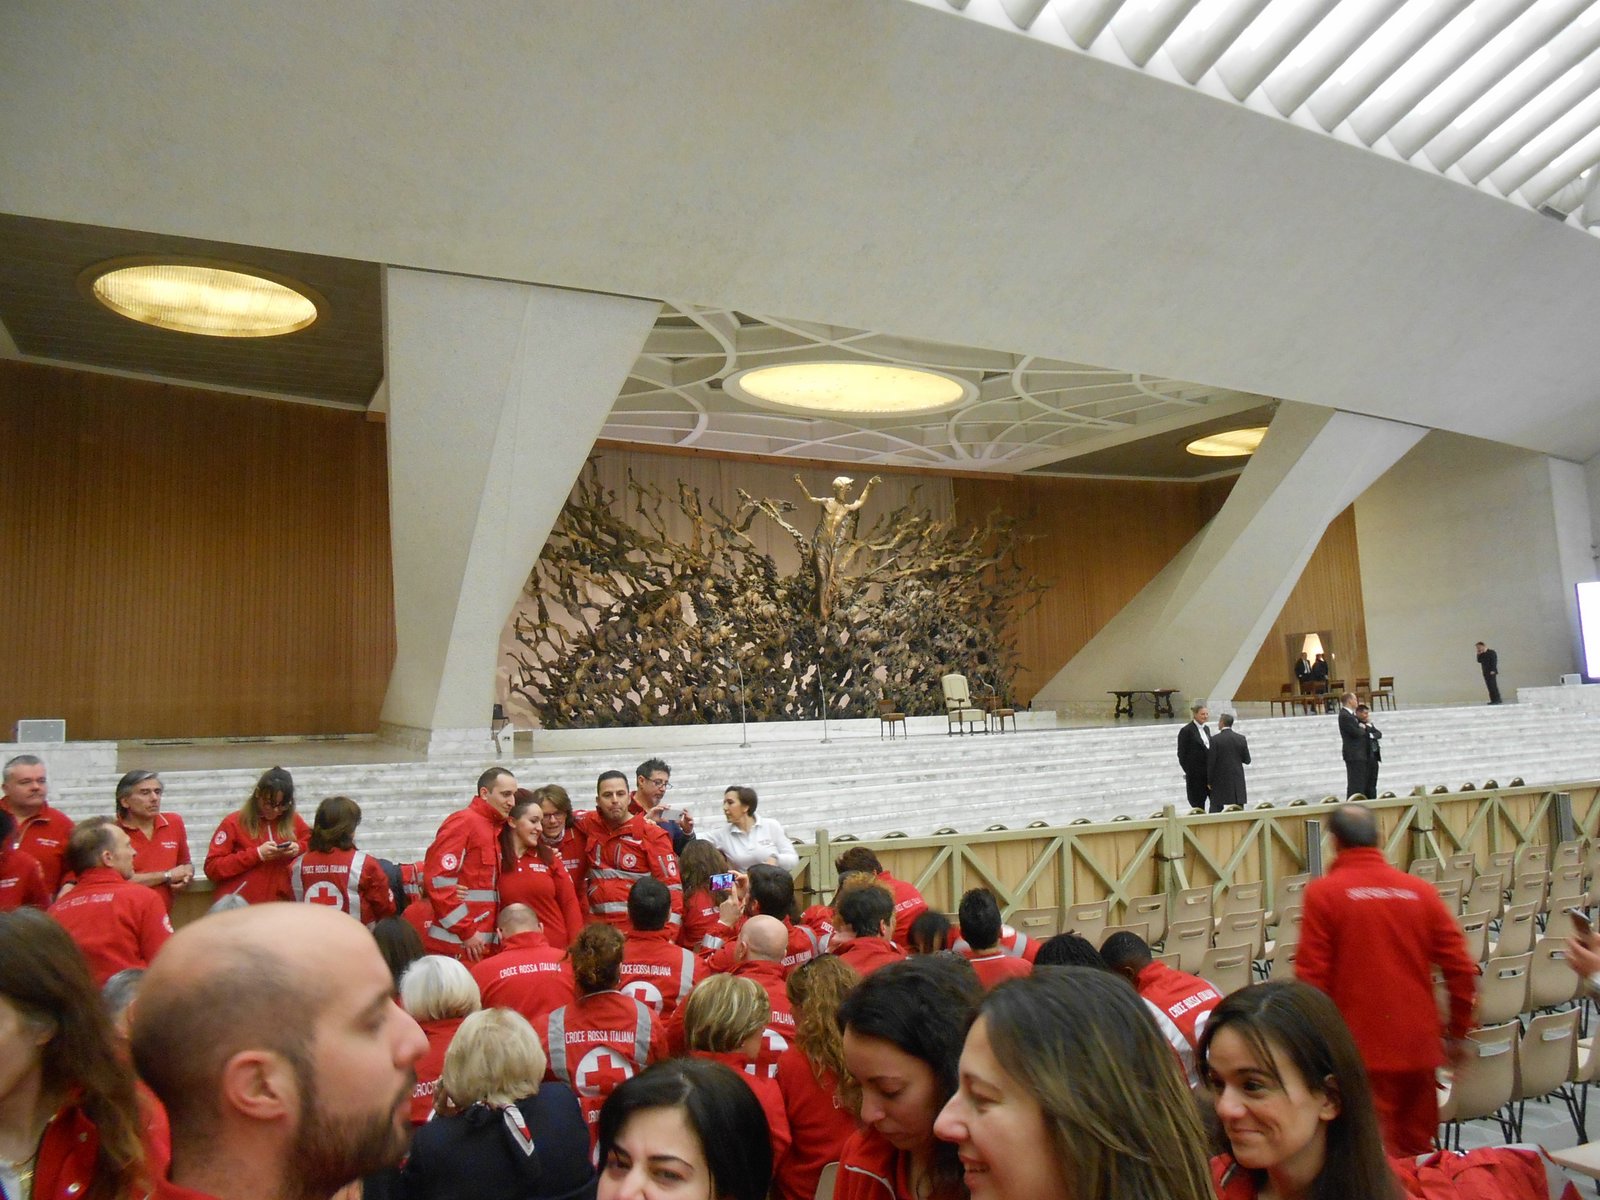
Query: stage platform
17 699 1600 872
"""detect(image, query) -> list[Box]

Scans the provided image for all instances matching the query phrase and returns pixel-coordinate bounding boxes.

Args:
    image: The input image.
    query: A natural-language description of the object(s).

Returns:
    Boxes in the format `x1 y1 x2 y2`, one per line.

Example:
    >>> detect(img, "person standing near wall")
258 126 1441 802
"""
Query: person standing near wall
1475 641 1502 704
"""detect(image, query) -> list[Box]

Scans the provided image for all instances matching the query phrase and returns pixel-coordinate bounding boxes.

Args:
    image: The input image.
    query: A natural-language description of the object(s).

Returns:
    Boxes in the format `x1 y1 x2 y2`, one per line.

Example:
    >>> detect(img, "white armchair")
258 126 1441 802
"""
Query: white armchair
941 673 987 735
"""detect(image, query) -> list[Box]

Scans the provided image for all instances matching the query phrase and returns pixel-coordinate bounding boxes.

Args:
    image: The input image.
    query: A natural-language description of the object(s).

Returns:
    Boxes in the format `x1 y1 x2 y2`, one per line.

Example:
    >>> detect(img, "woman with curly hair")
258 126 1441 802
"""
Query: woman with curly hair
774 954 860 1200
203 766 309 904
498 790 585 948
0 909 160 1200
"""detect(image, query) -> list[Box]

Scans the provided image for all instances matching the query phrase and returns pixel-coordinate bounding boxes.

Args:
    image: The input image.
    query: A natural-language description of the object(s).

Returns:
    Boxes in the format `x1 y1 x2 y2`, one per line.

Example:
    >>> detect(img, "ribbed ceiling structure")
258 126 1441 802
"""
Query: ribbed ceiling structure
933 0 1600 226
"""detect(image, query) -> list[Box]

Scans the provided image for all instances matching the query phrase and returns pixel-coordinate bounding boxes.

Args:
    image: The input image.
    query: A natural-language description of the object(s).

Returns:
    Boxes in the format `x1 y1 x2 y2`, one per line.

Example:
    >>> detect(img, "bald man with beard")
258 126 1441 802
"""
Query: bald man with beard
131 905 428 1200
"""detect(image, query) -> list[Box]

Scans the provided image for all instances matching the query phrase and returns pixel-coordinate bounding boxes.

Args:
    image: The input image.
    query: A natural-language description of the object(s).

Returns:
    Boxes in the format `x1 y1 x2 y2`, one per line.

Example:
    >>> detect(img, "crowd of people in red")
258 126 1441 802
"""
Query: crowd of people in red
0 752 1588 1200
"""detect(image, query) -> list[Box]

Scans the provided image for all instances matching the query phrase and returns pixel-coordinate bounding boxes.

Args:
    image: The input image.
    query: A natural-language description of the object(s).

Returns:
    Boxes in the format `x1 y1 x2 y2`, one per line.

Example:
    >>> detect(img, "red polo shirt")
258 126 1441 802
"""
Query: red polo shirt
3 800 74 894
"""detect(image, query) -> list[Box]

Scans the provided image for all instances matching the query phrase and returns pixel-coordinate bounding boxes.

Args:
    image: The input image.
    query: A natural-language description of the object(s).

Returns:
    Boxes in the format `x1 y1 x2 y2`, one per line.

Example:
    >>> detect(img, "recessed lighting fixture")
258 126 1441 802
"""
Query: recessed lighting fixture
83 258 322 338
725 362 975 416
1186 426 1268 457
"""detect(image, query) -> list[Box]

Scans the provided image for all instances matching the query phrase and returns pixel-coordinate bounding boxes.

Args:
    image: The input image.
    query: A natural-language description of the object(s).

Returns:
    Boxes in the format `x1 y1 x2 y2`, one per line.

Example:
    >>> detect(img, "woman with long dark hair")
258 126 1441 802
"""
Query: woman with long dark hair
203 766 309 904
675 838 734 955
499 790 584 948
286 795 395 924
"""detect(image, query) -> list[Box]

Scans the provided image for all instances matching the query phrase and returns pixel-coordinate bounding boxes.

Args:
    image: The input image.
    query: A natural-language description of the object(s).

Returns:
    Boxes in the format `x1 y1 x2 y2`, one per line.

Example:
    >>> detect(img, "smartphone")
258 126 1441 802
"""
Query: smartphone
1567 907 1593 936
711 872 737 891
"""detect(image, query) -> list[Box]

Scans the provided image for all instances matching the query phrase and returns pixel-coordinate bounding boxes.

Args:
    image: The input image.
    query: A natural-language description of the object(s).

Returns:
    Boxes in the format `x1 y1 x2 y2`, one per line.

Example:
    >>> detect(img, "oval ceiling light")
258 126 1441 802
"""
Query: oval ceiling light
84 259 321 337
1186 426 1269 457
726 362 975 416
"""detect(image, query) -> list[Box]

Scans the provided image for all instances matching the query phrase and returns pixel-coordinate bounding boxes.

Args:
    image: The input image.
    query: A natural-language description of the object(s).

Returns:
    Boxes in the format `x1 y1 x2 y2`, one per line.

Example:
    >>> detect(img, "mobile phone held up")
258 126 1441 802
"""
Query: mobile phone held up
711 872 737 892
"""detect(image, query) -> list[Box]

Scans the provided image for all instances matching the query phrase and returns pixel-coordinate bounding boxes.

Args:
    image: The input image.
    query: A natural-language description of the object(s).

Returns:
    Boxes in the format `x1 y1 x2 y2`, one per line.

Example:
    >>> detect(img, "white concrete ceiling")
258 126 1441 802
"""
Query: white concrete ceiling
3 2 1599 458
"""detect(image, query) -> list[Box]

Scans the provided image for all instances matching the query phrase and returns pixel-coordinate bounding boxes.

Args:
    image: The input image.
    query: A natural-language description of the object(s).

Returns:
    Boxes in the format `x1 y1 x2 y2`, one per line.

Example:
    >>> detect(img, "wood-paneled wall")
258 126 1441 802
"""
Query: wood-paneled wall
0 360 394 740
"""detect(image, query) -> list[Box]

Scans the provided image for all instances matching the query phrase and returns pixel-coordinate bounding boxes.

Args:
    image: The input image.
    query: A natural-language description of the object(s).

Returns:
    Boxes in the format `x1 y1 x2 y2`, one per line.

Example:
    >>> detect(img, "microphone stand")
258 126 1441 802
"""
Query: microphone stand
819 672 831 744
736 661 750 749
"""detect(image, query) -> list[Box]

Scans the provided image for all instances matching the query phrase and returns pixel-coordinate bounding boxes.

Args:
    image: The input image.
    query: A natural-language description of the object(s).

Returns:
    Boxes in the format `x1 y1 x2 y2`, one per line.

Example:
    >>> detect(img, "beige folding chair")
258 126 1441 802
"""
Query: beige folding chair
1437 1021 1519 1150
1409 858 1440 882
1266 873 1310 926
1437 854 1472 888
1153 951 1180 968
1164 917 1212 976
1258 938 1299 978
1435 879 1464 915
1528 936 1582 1012
1214 909 1266 960
1456 909 1493 963
1555 840 1583 869
814 1162 839 1200
1549 864 1583 913
1218 880 1264 919
1169 886 1213 928
1514 1008 1581 1139
1489 902 1539 959
1009 906 1061 943
1099 922 1150 950
1489 850 1517 874
1463 872 1504 920
1065 900 1108 948
1519 845 1551 875
1475 952 1533 1026
1126 894 1167 947
1200 945 1252 996
1505 872 1547 914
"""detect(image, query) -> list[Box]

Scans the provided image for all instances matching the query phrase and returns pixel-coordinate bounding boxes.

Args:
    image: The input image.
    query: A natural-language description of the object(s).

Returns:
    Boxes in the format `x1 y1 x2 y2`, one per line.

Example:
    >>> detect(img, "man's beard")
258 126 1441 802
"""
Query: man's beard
284 1065 417 1200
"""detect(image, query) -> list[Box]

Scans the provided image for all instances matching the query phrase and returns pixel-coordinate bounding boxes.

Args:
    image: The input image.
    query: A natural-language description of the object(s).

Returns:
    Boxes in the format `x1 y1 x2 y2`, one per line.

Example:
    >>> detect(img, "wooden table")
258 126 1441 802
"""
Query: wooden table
1109 688 1178 718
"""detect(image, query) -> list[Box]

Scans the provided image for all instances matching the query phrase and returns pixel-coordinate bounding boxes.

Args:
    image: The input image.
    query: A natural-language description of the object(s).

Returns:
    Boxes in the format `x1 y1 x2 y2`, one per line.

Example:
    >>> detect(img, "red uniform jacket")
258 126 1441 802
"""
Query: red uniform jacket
951 925 1040 962
120 812 190 913
542 990 666 1137
422 796 506 957
204 810 311 904
0 846 48 910
545 828 589 914
470 929 575 1025
880 872 928 942
1133 959 1221 1087
499 849 585 948
620 926 706 1019
681 886 724 953
664 957 795 1071
834 936 907 978
411 1015 466 1125
692 1049 792 1169
835 1128 914 1200
286 847 396 925
701 915 823 975
34 1090 168 1200
966 951 1033 990
574 810 682 932
774 1048 858 1200
1212 1148 1579 1199
1296 847 1477 1071
3 801 74 895
48 866 174 984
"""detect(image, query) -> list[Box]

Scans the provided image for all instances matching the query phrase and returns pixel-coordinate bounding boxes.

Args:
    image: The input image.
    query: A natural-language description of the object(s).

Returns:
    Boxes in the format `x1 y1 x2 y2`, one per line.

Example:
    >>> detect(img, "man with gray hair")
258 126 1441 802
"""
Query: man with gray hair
48 816 173 983
1175 701 1210 812
1 753 74 894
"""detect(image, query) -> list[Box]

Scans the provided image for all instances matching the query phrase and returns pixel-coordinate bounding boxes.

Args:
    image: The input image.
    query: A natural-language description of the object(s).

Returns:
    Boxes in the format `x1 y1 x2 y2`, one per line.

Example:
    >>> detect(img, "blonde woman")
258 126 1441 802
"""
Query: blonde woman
399 955 481 1125
681 974 791 1171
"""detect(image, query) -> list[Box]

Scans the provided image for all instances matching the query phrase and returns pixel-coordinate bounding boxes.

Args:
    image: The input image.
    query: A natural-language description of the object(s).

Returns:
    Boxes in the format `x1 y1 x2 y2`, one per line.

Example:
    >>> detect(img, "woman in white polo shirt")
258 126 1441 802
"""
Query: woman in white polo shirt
705 786 798 872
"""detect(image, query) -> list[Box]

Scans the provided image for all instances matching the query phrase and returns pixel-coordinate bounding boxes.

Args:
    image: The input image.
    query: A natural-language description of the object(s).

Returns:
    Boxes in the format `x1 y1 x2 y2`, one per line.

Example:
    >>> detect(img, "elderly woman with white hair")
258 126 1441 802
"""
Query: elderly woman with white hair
399 1008 595 1200
399 955 481 1125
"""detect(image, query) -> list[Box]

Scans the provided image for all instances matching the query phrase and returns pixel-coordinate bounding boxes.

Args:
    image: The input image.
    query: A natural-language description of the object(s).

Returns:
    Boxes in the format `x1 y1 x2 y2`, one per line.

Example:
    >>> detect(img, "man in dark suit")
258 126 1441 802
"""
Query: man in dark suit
1475 641 1501 704
1357 703 1383 798
1338 691 1367 798
1176 701 1210 813
1206 713 1250 812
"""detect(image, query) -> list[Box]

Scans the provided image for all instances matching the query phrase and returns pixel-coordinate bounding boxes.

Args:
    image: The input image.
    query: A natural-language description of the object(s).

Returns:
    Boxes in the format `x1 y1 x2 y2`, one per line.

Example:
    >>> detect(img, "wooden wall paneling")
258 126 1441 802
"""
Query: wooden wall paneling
0 360 394 740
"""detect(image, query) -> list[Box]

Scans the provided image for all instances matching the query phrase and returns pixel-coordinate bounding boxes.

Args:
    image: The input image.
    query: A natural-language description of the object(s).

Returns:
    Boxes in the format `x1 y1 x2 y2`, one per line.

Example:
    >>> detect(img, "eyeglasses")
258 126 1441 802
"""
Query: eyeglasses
648 778 672 790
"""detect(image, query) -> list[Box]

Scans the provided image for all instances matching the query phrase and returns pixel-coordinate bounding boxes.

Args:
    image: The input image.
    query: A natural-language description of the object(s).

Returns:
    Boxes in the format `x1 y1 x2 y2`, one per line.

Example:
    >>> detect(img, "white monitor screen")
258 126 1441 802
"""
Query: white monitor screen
1578 581 1600 680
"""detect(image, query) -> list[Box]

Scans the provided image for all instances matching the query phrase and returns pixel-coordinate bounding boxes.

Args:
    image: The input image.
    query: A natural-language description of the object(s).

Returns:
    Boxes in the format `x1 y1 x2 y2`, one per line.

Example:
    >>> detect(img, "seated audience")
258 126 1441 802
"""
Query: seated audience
834 847 927 938
500 790 585 947
2 755 73 896
831 883 907 977
835 955 982 1200
541 923 667 1139
399 1008 595 1200
934 968 1215 1200
703 864 821 973
49 817 173 984
372 915 426 986
113 771 193 912
955 889 1032 989
905 910 951 956
1201 980 1578 1200
203 766 309 904
286 795 396 924
0 806 49 911
677 838 736 955
680 974 792 1169
620 878 706 1019
470 904 575 1026
1033 932 1109 968
773 955 860 1200
705 787 799 871
1101 930 1222 1088
399 955 482 1125
1 909 159 1200
596 1058 773 1200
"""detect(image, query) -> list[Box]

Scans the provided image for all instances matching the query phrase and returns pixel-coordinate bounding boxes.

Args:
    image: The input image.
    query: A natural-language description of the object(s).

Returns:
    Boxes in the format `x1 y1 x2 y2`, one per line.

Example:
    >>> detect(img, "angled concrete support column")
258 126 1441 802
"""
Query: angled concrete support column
1034 403 1426 714
379 270 659 755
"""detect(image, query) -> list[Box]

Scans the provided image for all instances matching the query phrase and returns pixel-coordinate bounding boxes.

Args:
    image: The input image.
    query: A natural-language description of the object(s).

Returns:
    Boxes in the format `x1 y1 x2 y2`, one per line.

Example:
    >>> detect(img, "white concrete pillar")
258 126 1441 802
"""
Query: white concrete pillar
1033 403 1426 713
378 269 659 755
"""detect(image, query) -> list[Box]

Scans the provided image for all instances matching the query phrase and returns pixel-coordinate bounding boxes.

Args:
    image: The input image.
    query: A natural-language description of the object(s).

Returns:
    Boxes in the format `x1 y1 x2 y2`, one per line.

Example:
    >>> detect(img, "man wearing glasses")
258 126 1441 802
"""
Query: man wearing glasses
631 757 693 852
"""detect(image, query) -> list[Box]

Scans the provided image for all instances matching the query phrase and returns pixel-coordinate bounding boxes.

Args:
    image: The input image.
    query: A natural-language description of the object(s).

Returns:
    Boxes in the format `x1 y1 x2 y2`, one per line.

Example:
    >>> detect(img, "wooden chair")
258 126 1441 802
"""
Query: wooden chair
982 689 1017 733
1370 675 1396 710
940 673 986 736
1271 683 1294 716
1352 676 1372 705
876 698 907 739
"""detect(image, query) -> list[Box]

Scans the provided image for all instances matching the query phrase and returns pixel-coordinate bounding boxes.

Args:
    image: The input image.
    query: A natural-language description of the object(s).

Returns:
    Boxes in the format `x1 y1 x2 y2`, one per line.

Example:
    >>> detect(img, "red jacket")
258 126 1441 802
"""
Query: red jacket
470 929 575 1025
0 845 48 910
422 796 506 957
34 1090 167 1200
880 872 928 942
693 1049 792 1170
620 926 706 1019
120 812 190 912
48 866 174 984
545 827 589 915
499 849 585 948
951 925 1039 962
203 810 311 904
3 801 74 895
286 847 396 924
774 1047 858 1200
834 936 907 978
681 886 723 952
665 957 795 1070
542 990 666 1137
1212 1148 1579 1199
1132 959 1221 1087
967 951 1033 990
574 810 682 932
411 1016 466 1125
1296 847 1477 1071
835 1128 913 1200
701 915 823 974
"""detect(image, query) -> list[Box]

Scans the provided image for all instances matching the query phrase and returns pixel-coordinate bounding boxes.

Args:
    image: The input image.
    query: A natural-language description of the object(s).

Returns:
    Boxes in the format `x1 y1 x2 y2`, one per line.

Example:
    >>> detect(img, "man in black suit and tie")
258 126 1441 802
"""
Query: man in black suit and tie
1357 703 1383 798
1475 641 1501 704
1206 713 1250 812
1338 691 1367 798
1176 701 1210 812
